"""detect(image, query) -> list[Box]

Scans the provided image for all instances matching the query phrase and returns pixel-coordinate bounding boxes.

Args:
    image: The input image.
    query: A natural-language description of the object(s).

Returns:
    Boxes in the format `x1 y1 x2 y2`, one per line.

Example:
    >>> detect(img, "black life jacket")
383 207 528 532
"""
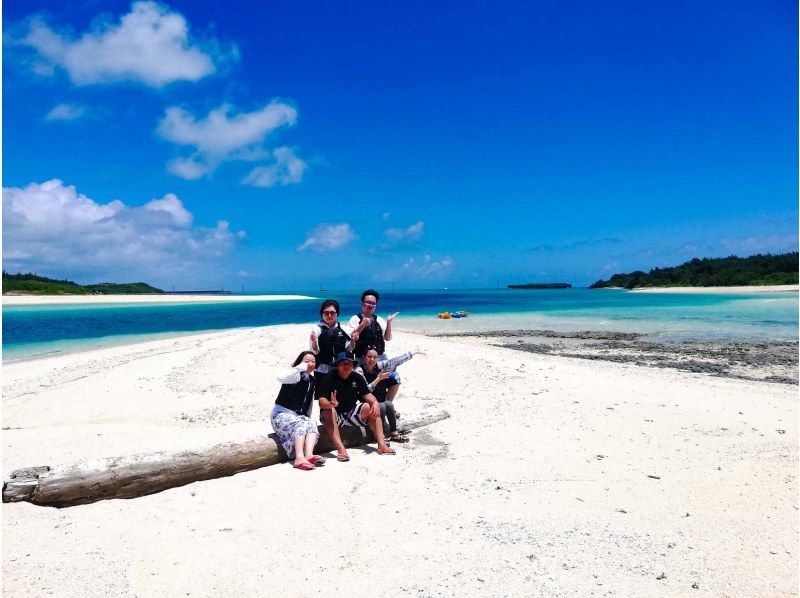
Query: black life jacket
316 322 351 366
353 314 385 357
275 372 315 415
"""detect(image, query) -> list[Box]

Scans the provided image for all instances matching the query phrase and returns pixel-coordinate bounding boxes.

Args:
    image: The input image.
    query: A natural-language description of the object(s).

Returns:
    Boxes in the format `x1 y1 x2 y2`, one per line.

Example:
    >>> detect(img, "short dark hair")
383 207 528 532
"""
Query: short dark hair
292 351 316 367
361 289 380 303
319 299 340 317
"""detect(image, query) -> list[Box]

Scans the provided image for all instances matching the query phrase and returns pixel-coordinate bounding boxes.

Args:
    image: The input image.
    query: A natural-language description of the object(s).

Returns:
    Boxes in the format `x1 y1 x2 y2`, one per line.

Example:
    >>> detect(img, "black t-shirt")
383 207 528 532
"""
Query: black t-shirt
316 371 371 414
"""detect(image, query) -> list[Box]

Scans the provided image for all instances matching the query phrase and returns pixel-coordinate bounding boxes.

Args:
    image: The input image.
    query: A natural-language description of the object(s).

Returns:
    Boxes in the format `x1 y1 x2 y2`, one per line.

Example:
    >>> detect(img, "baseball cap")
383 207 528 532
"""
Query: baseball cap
335 351 356 364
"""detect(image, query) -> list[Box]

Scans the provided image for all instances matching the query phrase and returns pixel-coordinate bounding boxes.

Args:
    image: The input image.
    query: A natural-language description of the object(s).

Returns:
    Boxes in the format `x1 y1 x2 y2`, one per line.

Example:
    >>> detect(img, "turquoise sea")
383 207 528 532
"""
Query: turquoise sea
2 289 798 362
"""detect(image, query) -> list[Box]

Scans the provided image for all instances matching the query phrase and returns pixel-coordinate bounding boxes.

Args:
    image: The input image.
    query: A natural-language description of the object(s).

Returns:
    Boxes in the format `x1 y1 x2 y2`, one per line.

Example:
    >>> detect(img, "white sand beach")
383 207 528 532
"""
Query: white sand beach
2 325 797 597
630 285 798 294
2 294 315 306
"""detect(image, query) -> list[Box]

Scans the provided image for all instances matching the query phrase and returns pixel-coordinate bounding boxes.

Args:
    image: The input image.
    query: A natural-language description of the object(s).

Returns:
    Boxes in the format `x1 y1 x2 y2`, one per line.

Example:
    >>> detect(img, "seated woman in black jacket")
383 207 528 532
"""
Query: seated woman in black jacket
271 351 324 471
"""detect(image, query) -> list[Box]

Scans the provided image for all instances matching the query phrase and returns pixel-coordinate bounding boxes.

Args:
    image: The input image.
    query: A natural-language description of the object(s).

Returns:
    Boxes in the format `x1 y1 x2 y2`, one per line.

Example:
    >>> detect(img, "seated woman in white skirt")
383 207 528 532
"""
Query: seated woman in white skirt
271 351 325 471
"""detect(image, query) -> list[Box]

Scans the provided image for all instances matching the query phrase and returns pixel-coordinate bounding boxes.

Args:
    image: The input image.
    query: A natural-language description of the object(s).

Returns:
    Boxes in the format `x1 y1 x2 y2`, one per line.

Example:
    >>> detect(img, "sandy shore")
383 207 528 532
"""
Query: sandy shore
2 294 315 306
630 285 798 294
3 325 797 597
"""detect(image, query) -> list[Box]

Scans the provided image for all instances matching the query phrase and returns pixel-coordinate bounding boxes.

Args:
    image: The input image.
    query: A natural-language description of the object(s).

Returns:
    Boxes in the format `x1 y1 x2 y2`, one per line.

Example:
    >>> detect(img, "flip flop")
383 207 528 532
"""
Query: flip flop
307 455 326 466
389 434 409 443
336 454 350 462
377 447 396 455
293 461 315 471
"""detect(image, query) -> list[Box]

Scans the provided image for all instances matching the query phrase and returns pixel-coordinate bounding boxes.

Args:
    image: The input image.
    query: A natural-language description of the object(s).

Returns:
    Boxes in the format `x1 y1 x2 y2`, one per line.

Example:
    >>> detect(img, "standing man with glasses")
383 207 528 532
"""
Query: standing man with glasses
347 289 399 363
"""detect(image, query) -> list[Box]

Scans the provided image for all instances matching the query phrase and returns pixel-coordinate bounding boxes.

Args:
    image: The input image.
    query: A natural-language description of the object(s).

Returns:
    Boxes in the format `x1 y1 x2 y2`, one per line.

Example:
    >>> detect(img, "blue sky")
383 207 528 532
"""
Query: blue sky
3 0 797 290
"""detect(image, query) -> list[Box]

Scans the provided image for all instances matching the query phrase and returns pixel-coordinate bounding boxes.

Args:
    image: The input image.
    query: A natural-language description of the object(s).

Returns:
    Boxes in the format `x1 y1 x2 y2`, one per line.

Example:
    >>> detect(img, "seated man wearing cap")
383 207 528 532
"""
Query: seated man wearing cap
316 351 396 461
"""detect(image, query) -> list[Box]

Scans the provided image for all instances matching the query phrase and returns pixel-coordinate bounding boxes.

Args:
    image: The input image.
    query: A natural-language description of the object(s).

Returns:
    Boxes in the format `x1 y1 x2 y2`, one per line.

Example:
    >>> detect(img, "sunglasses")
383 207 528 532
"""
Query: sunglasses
362 300 377 306
322 310 338 316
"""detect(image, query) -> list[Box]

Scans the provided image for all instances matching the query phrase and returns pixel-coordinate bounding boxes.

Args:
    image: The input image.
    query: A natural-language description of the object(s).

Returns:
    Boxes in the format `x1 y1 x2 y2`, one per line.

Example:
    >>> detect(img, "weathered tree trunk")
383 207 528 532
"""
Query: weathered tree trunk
3 411 450 508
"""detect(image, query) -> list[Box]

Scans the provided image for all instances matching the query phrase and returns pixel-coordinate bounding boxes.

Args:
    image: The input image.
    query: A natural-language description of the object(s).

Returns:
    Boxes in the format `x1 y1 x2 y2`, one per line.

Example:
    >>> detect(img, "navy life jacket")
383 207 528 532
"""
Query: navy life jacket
275 372 315 415
317 322 351 366
354 313 385 357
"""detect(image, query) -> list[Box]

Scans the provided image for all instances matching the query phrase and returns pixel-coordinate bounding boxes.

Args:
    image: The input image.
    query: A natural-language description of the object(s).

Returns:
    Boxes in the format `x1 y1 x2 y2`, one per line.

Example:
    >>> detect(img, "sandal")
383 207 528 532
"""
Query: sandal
389 433 409 443
377 446 396 455
307 455 326 466
336 454 350 462
293 461 315 471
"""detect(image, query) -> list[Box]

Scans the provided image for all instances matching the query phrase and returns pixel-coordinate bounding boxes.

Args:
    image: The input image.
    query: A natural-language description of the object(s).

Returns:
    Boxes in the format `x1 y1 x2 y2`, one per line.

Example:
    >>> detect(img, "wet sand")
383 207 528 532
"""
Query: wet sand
432 329 798 385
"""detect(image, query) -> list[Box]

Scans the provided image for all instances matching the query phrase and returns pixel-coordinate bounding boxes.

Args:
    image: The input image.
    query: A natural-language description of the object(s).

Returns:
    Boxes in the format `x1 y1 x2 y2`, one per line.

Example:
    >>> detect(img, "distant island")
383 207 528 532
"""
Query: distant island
2 271 165 295
589 252 799 290
508 283 572 289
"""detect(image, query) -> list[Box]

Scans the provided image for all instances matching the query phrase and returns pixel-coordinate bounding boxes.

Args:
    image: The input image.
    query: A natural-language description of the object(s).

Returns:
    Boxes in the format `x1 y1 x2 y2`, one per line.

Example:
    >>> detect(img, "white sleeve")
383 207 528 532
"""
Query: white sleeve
276 364 305 384
377 351 413 372
344 315 360 336
310 324 323 350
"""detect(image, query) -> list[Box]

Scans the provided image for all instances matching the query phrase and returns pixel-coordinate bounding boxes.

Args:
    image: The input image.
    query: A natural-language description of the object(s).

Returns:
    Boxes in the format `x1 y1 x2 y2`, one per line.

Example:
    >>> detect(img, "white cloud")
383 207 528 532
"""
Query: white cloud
157 102 302 180
44 103 86 121
297 223 355 253
2 179 244 283
382 212 391 221
15 1 235 87
158 102 296 155
384 221 425 245
166 157 212 180
143 192 192 226
242 147 308 187
401 254 454 279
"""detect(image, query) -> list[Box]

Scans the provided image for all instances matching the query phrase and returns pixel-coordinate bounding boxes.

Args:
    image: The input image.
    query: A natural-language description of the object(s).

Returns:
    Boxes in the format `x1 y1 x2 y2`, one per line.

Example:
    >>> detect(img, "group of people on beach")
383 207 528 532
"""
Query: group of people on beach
270 289 425 470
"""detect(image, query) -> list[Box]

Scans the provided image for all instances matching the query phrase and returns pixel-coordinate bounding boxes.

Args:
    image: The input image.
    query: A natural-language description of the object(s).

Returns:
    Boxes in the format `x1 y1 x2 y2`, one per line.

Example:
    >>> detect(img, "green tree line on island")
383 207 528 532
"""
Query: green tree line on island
589 252 799 289
2 271 164 295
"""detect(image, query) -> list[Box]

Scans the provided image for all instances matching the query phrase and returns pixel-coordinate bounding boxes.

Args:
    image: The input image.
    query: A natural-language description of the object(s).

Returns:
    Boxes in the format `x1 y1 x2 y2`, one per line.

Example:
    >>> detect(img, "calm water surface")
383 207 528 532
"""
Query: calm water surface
3 289 797 362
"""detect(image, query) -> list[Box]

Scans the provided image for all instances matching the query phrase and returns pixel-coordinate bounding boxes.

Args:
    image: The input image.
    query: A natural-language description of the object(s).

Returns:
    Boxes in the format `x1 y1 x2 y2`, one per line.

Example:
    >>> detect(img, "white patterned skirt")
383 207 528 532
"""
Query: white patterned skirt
270 405 319 458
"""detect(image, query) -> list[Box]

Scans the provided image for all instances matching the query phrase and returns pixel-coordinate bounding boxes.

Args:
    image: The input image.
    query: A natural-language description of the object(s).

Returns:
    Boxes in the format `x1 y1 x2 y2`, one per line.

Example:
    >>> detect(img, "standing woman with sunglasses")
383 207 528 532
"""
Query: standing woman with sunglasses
310 299 354 376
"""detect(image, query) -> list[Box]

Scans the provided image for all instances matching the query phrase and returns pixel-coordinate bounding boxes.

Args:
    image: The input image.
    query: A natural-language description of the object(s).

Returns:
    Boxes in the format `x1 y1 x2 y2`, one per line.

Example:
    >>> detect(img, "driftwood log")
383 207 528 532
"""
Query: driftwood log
3 411 450 508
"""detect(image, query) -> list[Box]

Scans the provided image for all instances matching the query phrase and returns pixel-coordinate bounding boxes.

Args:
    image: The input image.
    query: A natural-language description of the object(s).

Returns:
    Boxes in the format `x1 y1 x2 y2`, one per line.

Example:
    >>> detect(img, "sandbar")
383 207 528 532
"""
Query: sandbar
2 324 797 596
2 293 315 306
630 285 798 294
